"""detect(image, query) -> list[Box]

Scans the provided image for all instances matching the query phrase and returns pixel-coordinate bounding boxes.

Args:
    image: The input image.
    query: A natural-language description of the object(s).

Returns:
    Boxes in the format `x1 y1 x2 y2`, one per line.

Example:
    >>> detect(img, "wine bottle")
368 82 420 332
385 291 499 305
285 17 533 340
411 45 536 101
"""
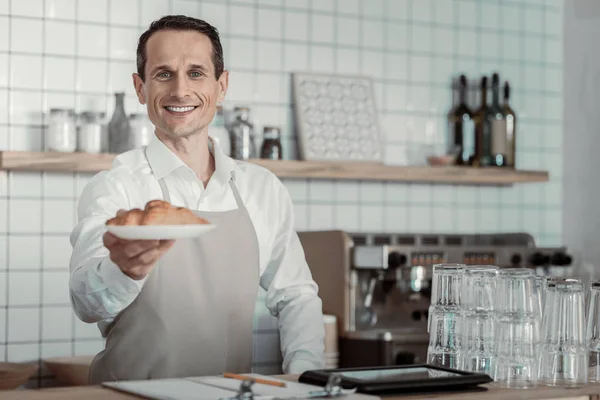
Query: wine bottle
447 75 474 165
471 76 492 167
489 73 508 167
504 81 517 168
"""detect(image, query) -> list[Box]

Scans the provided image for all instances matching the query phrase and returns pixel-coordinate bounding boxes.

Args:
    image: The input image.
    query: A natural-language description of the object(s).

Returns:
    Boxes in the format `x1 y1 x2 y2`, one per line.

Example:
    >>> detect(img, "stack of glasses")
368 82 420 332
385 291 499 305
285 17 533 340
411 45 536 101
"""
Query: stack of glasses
426 263 600 389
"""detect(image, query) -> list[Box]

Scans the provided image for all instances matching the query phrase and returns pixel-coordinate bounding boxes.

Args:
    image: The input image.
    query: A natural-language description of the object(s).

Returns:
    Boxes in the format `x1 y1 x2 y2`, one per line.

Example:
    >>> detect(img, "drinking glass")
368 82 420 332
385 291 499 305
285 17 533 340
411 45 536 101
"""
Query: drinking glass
427 309 462 369
539 279 587 387
461 266 498 375
427 264 465 369
493 268 538 389
429 264 464 309
586 281 600 382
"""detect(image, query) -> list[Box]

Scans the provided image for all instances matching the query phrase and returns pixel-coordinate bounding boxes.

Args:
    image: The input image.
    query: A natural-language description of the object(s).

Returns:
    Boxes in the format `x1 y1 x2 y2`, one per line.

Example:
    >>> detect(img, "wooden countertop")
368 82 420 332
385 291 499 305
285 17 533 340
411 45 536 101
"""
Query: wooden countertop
2 377 600 399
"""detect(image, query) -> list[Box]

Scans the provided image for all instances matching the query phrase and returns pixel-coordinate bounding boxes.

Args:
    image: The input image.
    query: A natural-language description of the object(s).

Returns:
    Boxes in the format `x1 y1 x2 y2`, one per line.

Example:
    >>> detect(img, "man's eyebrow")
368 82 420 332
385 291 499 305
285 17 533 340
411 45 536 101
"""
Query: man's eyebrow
189 64 209 72
149 64 172 75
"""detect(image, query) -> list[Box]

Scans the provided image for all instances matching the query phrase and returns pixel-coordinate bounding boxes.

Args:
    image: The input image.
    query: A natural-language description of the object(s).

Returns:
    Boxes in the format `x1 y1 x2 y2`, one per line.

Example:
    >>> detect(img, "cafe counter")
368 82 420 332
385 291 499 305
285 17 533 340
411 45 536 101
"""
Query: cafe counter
1 376 600 400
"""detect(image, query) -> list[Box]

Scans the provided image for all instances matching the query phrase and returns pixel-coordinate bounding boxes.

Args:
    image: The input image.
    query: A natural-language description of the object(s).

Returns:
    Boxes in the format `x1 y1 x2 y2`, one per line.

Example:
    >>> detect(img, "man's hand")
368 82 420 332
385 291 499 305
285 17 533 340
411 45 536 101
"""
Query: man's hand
103 232 175 281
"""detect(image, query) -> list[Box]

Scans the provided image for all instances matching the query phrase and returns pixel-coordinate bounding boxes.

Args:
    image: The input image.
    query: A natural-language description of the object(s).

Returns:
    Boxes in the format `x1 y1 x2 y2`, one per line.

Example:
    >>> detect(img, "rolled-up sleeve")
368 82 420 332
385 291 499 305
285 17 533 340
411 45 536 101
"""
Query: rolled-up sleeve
259 179 325 374
69 171 146 326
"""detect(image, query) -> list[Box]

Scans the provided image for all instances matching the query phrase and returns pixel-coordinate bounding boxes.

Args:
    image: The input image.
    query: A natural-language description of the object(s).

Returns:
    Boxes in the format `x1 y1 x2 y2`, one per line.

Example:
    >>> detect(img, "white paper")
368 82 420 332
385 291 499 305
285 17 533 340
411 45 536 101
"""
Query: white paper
103 378 235 400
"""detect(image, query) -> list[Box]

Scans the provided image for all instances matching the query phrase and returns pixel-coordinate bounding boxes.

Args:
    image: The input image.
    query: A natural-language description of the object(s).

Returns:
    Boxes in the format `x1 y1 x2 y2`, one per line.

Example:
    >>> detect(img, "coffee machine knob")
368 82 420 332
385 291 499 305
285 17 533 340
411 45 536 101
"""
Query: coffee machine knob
510 254 522 265
388 252 407 268
551 252 573 266
529 252 549 266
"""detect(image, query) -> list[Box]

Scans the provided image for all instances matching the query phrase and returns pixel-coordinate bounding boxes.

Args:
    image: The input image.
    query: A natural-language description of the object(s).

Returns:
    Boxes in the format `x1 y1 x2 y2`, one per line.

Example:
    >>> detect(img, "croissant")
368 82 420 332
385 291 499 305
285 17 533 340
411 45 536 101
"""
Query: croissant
106 200 209 226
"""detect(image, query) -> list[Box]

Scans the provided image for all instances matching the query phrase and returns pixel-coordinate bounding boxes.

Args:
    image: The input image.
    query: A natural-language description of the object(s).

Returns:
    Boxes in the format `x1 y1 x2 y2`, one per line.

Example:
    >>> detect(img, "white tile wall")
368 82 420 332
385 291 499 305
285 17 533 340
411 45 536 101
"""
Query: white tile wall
0 0 564 386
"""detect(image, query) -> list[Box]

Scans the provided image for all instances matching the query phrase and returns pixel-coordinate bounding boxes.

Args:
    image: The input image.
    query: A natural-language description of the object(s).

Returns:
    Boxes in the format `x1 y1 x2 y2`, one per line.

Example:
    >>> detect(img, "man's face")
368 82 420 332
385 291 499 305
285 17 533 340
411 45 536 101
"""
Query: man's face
133 30 228 140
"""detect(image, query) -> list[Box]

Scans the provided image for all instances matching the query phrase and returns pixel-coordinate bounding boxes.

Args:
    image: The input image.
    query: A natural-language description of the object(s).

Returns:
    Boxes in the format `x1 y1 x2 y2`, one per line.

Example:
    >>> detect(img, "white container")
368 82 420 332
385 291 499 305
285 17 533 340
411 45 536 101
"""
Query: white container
47 109 76 152
78 111 106 154
129 113 154 148
323 314 338 355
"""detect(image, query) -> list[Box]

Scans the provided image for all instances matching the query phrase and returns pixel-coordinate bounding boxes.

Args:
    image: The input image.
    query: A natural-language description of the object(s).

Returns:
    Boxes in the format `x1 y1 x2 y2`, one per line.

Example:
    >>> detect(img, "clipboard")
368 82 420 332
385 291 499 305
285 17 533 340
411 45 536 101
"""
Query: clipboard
103 374 381 400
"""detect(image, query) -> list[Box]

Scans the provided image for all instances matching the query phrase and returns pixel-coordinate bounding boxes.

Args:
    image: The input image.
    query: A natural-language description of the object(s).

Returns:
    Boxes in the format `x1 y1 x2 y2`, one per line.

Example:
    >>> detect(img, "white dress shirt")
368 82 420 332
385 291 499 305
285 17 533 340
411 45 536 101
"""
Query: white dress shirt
69 134 325 374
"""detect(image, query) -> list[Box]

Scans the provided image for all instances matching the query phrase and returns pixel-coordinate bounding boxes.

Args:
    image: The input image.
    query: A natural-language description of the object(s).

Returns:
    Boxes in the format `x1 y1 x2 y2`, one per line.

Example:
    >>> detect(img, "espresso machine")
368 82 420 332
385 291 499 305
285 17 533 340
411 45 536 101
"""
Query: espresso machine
298 230 573 368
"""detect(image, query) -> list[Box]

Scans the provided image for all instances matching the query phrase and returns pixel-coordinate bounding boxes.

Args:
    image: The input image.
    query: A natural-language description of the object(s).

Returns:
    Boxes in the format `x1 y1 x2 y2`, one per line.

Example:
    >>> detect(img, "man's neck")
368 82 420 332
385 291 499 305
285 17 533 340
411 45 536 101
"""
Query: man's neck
156 129 215 188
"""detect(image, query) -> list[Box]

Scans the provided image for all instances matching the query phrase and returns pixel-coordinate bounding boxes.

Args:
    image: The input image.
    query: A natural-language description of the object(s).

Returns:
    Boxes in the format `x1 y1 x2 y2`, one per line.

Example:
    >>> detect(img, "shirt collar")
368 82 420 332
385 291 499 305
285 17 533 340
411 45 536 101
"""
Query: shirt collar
145 134 237 184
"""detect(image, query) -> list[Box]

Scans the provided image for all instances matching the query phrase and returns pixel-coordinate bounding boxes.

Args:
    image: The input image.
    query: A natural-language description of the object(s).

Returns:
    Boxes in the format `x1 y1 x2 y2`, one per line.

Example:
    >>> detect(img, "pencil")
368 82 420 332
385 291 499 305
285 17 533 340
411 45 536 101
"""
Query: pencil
223 372 287 387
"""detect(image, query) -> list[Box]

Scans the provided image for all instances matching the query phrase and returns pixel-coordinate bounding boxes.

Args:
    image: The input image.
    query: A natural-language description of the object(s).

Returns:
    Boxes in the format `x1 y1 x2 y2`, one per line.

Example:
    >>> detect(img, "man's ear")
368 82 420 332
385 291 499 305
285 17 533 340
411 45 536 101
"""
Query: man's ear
217 70 229 103
132 73 146 105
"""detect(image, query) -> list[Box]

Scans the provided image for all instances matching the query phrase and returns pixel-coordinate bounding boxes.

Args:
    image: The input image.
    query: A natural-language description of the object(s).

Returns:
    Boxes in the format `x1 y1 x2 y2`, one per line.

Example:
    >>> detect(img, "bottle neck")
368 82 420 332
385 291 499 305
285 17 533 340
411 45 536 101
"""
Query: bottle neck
481 87 487 107
492 84 500 106
459 84 467 105
114 95 126 115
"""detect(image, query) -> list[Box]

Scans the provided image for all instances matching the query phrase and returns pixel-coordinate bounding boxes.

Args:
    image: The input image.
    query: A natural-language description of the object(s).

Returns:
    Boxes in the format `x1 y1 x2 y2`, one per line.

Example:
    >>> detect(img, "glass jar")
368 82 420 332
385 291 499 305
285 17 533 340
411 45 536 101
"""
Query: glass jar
260 126 282 160
128 113 154 149
229 107 255 160
209 105 230 156
46 108 76 152
78 111 106 154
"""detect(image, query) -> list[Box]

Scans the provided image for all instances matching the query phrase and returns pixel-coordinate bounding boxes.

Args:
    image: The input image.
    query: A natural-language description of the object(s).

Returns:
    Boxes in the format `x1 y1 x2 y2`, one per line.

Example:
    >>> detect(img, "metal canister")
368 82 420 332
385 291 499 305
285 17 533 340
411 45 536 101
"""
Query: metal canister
229 107 255 160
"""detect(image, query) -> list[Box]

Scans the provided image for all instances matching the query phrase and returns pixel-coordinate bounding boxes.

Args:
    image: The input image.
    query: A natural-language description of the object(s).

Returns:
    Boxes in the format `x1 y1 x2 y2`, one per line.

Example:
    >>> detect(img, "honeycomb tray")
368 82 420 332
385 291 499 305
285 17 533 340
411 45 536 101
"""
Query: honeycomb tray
291 72 383 162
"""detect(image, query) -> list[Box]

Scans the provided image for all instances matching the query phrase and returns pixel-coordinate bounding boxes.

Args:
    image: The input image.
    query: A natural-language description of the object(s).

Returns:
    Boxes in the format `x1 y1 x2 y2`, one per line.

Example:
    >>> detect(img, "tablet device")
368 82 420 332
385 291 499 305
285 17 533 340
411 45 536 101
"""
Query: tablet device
298 364 493 395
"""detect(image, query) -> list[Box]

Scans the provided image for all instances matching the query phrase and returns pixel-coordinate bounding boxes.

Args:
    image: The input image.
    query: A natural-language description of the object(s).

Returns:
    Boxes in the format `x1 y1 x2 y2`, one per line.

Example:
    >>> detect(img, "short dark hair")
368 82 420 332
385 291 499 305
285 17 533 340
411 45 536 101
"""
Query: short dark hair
136 15 224 81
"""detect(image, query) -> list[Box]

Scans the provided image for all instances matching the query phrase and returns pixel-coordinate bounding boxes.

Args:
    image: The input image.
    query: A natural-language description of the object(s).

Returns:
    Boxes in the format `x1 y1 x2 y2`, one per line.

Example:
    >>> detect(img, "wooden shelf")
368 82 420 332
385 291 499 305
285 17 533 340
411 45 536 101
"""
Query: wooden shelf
0 151 549 185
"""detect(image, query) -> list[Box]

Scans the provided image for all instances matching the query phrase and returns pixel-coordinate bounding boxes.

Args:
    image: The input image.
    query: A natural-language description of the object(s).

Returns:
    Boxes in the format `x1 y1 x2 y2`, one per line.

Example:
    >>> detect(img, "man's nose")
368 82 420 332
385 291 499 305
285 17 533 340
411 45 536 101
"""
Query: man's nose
169 74 191 98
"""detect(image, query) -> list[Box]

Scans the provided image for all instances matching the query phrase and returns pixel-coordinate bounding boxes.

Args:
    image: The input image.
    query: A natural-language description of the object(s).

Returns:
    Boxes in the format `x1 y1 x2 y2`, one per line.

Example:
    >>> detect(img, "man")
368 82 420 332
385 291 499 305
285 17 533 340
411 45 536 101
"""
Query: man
69 15 325 383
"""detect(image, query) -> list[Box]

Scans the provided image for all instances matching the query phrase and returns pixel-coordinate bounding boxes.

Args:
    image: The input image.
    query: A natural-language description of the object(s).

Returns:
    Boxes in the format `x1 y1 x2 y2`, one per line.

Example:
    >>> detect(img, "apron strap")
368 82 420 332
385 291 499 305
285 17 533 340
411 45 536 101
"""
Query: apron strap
228 172 245 210
158 178 171 203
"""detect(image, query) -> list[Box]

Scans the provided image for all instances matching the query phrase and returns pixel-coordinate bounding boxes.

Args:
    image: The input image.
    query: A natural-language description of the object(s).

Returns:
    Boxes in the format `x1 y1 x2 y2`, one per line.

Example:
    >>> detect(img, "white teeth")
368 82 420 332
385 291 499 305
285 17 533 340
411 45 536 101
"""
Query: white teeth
166 106 195 113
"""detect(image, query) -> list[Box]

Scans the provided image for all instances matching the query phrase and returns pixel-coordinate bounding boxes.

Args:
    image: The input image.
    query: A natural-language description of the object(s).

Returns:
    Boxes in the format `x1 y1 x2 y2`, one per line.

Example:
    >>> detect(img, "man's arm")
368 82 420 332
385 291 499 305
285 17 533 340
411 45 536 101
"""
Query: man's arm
259 178 325 374
69 172 147 324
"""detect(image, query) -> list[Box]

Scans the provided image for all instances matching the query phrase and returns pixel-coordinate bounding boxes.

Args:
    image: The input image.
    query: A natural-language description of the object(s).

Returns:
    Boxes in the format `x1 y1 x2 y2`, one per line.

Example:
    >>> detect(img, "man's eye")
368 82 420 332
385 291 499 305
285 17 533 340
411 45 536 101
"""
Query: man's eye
157 71 171 78
190 71 203 78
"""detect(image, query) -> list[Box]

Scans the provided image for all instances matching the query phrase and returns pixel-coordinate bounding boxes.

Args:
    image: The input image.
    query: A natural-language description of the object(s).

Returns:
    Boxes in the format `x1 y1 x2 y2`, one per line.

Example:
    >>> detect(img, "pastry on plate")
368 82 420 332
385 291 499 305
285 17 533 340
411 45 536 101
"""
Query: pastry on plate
106 200 209 226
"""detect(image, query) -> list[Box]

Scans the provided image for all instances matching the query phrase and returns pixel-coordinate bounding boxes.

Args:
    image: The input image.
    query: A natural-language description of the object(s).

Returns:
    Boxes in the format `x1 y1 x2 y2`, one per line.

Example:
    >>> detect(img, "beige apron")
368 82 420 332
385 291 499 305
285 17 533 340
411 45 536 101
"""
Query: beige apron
89 165 260 383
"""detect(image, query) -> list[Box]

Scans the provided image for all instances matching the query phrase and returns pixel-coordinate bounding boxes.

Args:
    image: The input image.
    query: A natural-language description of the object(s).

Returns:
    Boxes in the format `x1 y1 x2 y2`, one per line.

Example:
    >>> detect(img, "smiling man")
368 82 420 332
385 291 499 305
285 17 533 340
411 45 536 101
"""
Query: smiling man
69 15 325 383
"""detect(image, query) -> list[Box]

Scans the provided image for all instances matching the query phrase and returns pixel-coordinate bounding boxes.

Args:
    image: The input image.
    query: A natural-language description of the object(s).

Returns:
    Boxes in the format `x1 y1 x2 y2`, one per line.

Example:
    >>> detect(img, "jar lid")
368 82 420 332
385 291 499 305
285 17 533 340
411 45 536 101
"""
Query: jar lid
80 111 105 119
129 113 149 119
263 126 281 138
234 106 250 112
263 126 280 133
50 108 75 115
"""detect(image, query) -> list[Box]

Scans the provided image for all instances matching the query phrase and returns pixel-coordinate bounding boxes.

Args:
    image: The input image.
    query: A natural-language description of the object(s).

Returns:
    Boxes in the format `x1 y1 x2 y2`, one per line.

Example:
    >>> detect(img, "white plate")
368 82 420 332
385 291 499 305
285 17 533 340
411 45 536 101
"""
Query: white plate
106 224 216 240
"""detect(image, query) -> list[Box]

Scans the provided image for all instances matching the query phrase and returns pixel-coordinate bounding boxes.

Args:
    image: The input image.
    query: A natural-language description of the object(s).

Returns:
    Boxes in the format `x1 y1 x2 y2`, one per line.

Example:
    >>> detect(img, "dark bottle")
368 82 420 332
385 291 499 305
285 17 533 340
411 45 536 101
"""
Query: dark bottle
447 75 474 165
260 126 282 160
489 73 508 167
503 81 517 168
470 76 492 167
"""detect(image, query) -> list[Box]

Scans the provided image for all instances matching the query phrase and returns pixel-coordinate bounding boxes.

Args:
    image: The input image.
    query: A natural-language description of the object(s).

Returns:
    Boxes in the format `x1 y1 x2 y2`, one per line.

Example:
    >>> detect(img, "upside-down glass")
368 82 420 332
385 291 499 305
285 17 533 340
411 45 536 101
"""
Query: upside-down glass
428 263 465 333
429 264 464 309
461 266 498 375
539 279 587 387
534 276 544 319
427 264 465 369
587 281 600 383
493 268 538 389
